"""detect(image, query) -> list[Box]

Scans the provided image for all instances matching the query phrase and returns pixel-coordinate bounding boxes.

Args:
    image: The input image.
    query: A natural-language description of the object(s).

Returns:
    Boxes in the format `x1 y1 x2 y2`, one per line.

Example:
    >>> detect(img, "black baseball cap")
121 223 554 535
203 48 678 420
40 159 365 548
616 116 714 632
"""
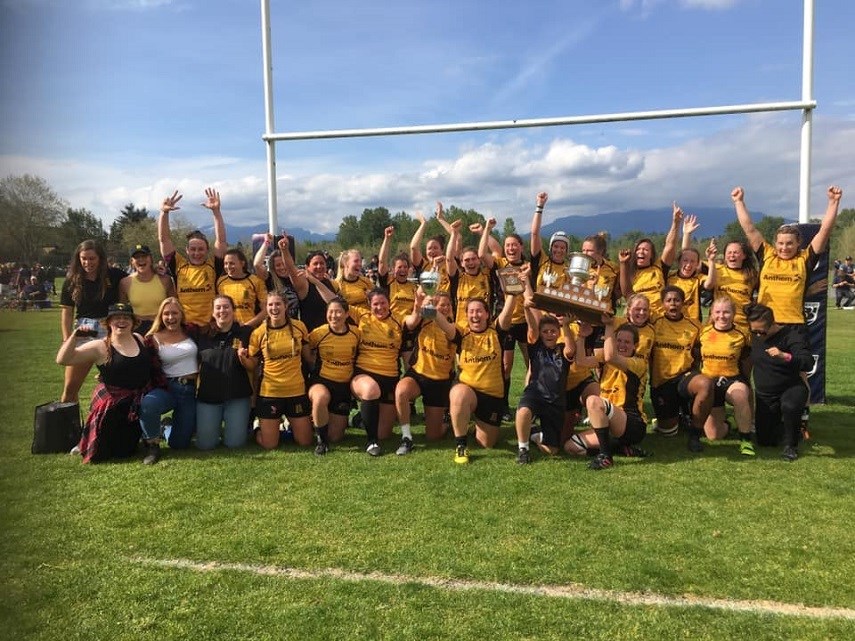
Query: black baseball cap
130 244 152 256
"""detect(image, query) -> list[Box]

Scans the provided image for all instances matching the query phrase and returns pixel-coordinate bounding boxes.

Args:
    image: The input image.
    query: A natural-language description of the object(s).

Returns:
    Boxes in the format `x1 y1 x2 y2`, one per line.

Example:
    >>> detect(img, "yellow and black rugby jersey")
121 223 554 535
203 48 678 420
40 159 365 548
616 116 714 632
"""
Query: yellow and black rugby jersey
450 266 493 329
632 260 668 320
338 275 374 323
385 275 418 324
600 355 647 418
170 253 220 326
456 324 504 397
650 315 701 387
355 312 403 377
699 324 748 379
216 274 268 326
249 319 309 398
713 264 756 330
617 317 655 361
559 321 595 390
308 324 360 383
667 273 706 323
417 257 450 293
531 252 569 291
589 259 620 309
756 241 815 324
495 257 528 325
412 319 457 381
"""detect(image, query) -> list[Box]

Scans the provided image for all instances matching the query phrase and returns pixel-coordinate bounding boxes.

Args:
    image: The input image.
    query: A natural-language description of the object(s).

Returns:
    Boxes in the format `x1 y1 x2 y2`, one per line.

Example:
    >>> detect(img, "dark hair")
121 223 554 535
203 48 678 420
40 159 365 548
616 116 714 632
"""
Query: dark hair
775 223 802 244
223 248 249 273
723 240 758 286
393 252 411 268
583 232 608 258
661 285 685 302
366 287 389 303
327 296 349 312
67 239 109 306
630 238 658 277
538 315 560 330
745 302 775 325
186 230 210 247
427 234 446 251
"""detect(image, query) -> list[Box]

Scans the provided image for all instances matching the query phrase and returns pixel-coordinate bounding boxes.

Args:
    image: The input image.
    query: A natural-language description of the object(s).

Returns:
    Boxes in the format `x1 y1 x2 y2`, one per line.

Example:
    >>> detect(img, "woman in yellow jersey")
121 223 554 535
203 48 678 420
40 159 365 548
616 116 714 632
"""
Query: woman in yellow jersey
568 318 651 469
216 248 268 328
618 202 682 320
699 296 753 454
410 203 451 294
668 230 717 323
529 192 573 291
243 292 312 450
377 225 419 368
479 217 529 420
394 290 457 455
733 185 842 326
120 244 174 335
621 293 655 361
307 298 360 455
713 240 758 333
336 249 374 322
561 319 601 443
446 219 494 330
449 292 516 464
351 288 403 456
253 233 308 321
650 286 712 452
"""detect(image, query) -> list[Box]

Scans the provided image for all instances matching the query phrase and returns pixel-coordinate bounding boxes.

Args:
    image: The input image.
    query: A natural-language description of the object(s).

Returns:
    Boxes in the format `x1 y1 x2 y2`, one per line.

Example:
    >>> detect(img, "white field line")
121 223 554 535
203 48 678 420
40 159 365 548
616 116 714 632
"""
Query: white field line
135 557 855 621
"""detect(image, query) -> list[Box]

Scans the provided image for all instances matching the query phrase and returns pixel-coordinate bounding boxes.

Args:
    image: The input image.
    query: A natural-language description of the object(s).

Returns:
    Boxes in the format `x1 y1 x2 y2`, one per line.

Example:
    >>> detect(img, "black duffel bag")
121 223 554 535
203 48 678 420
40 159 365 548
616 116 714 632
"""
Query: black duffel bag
32 401 82 454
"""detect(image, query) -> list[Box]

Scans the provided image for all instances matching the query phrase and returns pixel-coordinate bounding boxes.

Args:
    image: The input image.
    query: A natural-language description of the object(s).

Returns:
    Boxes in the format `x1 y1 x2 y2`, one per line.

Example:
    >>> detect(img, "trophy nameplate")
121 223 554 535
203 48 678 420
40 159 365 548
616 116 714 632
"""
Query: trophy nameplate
532 283 612 324
497 266 525 295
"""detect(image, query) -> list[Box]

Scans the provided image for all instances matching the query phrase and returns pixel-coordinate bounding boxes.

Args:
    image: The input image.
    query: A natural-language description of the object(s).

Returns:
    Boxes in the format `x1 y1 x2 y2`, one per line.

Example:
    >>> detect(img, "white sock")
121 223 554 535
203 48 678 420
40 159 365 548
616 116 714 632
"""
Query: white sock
518 441 529 450
530 431 543 444
400 423 412 440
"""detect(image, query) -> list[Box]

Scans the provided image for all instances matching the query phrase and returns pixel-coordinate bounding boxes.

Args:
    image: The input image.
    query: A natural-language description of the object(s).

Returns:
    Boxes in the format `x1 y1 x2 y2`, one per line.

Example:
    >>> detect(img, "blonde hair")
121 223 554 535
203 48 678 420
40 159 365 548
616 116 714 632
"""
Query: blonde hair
147 297 186 336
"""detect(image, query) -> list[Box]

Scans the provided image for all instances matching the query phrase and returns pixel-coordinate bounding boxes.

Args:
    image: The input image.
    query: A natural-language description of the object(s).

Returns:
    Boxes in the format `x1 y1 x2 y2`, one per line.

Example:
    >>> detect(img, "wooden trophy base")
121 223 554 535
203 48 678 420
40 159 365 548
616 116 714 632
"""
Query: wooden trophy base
532 284 611 324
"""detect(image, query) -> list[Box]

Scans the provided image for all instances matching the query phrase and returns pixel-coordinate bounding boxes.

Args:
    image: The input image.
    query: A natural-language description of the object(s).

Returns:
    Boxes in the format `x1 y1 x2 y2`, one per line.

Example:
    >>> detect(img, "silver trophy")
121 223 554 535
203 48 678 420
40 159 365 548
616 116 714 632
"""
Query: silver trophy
566 253 592 285
419 270 440 318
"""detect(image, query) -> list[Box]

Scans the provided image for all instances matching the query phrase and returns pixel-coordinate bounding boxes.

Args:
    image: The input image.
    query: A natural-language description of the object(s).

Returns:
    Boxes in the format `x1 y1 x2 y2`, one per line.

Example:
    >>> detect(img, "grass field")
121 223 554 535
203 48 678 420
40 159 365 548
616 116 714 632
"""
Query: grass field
1 305 853 640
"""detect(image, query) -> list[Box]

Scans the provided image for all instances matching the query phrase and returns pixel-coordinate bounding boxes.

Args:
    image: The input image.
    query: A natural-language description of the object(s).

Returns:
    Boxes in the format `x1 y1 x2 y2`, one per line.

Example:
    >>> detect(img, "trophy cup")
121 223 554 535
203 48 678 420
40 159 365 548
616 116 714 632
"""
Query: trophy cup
531 252 611 323
419 269 440 318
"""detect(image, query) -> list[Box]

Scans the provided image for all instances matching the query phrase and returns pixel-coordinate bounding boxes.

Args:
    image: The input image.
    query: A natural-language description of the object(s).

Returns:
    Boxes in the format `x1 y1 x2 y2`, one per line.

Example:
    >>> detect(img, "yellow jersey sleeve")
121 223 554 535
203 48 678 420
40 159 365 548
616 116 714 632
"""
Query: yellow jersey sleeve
172 253 218 326
251 320 309 397
756 241 813 324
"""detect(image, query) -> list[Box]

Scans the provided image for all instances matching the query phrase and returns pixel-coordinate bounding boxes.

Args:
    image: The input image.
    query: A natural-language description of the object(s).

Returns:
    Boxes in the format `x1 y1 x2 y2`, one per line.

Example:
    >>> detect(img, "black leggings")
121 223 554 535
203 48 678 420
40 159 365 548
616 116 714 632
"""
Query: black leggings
755 386 808 448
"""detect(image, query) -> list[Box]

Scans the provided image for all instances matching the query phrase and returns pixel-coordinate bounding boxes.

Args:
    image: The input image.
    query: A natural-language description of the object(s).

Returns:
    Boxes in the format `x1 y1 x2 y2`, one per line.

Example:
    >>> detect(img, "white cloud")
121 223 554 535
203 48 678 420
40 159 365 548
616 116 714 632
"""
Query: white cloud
2 114 852 238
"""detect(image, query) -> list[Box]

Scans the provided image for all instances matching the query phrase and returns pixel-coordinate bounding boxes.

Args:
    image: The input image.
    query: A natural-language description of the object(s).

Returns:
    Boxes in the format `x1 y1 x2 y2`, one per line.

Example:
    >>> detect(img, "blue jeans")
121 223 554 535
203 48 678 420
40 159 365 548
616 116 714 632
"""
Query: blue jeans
196 398 251 450
139 380 197 447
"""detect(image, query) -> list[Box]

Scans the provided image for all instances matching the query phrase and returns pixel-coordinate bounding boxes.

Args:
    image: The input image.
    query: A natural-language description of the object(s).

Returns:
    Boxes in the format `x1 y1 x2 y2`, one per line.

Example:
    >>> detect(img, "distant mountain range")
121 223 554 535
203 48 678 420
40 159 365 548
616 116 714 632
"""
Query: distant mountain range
209 206 765 245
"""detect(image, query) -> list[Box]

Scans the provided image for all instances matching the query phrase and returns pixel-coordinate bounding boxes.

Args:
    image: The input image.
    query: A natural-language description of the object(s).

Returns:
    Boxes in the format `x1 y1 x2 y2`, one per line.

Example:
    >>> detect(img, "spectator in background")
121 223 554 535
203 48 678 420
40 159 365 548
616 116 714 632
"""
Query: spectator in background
19 275 47 310
843 256 854 275
832 268 855 309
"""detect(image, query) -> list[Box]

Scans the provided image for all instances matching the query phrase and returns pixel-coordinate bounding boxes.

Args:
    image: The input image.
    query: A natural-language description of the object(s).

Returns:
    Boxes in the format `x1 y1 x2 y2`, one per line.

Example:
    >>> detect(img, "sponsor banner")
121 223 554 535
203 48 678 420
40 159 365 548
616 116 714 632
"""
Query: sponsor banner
799 224 827 403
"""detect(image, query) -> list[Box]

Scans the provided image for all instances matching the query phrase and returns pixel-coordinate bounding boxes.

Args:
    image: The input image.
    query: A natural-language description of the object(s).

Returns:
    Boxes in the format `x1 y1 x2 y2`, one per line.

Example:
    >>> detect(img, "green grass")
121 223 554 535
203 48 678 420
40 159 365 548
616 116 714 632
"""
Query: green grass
1 306 853 640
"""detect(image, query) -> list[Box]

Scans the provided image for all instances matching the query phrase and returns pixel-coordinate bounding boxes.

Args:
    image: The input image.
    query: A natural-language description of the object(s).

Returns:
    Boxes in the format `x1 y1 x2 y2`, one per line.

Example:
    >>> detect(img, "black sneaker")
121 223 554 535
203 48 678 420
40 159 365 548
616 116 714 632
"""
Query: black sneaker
687 434 704 453
502 409 514 423
588 453 613 470
314 441 329 456
366 442 382 457
143 442 161 465
395 437 414 456
781 446 799 462
516 448 531 465
618 444 651 458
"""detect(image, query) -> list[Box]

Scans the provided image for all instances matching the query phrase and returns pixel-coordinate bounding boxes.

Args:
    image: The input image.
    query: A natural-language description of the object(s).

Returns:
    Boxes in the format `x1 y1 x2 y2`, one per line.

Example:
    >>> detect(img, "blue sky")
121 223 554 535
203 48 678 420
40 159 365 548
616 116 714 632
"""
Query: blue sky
1 0 853 235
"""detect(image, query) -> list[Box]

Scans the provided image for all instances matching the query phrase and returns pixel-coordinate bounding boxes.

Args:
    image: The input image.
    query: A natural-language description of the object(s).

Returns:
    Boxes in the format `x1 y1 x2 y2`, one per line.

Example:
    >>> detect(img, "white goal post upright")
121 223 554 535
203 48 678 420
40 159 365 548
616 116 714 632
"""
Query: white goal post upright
259 0 816 231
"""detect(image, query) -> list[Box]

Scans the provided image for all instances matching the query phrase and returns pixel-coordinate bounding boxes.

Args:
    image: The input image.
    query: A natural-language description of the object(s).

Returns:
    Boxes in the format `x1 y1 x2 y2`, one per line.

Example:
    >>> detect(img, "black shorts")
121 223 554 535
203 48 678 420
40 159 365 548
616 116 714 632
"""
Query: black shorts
401 369 451 408
712 375 749 408
519 390 562 447
565 377 597 412
500 323 528 350
309 377 353 416
256 394 311 419
617 411 647 446
354 368 398 405
651 372 698 421
472 389 504 427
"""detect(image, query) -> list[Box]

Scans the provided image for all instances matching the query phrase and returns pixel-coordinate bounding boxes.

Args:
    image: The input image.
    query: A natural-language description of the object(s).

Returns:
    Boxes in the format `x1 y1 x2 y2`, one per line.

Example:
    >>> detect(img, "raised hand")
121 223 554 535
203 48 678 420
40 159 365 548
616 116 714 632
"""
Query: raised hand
828 185 843 204
618 248 632 264
683 214 700 237
469 222 484 234
435 201 445 220
672 201 683 224
731 187 745 203
706 238 718 260
536 192 548 208
161 190 182 213
201 188 221 212
384 225 394 238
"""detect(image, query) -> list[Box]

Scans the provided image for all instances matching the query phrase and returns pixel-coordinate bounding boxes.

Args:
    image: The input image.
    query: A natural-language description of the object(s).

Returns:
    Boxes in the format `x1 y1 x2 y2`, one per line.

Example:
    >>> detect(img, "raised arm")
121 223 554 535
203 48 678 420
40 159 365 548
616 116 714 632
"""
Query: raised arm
304 271 338 304
560 315 576 362
573 322 599 369
529 191 548 258
731 187 764 253
601 317 630 371
377 226 394 278
253 233 274 280
445 219 462 277
277 235 309 299
618 248 633 301
702 239 718 290
660 202 683 267
202 188 227 258
410 211 428 267
496 293 516 331
478 218 500 269
56 331 108 366
682 213 700 251
810 186 844 255
157 190 183 259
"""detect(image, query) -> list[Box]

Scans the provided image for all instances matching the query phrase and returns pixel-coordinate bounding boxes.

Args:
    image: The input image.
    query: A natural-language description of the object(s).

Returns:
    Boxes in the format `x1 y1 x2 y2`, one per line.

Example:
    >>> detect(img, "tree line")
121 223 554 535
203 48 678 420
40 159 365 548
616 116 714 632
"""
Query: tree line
2 173 853 267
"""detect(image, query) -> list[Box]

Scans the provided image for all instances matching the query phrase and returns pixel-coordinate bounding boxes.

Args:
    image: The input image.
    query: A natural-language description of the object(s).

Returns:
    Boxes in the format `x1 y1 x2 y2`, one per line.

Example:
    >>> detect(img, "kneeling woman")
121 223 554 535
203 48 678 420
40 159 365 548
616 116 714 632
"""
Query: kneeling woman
449 293 515 464
307 298 361 455
699 296 754 455
244 291 313 449
351 288 403 456
571 318 650 470
394 289 457 455
56 303 165 464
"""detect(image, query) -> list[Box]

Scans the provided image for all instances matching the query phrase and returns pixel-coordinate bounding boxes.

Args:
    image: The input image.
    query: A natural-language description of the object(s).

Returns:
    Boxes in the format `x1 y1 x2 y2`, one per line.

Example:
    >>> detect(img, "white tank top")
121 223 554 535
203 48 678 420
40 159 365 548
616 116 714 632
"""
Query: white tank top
157 337 198 378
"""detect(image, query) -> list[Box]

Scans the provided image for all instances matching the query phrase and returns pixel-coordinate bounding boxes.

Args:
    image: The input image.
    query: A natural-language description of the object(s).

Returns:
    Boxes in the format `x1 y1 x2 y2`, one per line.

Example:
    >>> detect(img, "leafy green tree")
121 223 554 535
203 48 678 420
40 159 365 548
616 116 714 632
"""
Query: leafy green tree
502 217 518 239
109 202 150 244
0 174 67 262
61 207 108 247
337 215 362 249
